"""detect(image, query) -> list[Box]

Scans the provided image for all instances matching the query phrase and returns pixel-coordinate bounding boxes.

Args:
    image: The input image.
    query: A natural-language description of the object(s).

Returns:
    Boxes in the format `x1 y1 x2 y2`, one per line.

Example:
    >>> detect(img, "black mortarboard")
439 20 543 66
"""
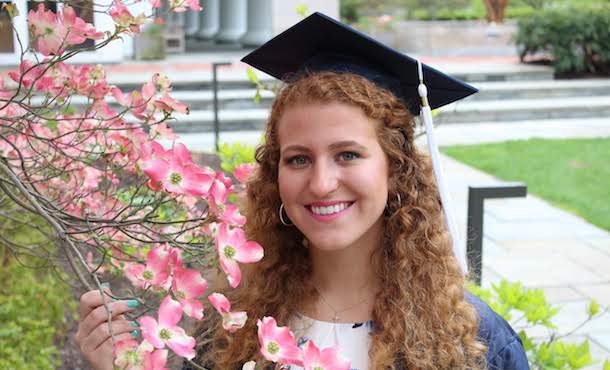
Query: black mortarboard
241 12 477 116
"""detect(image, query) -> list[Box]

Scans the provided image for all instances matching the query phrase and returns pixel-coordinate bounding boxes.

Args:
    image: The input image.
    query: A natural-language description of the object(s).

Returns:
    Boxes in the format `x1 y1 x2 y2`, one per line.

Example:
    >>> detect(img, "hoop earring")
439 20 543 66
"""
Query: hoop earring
279 203 293 226
385 193 402 213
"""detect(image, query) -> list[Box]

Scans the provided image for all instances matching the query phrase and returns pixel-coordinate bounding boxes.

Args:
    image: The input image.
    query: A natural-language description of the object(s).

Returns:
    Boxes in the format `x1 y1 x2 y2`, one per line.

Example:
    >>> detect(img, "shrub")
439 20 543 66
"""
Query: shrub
516 4 610 74
0 256 77 370
469 280 610 369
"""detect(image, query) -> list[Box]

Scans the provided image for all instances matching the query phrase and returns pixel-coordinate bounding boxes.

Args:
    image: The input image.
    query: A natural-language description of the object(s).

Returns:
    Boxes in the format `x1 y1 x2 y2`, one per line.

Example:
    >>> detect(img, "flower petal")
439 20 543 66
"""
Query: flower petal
139 316 164 349
158 296 183 328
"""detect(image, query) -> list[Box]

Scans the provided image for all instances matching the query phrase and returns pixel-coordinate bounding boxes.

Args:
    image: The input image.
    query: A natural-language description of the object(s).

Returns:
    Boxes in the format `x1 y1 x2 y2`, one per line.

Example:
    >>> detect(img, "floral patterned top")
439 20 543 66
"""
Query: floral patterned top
287 313 374 370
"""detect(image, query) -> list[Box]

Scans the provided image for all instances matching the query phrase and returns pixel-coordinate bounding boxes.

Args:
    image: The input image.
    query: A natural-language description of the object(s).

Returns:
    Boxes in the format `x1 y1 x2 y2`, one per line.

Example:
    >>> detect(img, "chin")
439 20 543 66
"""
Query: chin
306 233 360 251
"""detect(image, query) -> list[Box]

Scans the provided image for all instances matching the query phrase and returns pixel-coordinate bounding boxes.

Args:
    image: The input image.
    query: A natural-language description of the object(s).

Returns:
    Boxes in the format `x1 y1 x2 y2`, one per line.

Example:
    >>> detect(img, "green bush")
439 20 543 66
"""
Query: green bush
0 258 77 370
469 280 610 369
516 4 610 74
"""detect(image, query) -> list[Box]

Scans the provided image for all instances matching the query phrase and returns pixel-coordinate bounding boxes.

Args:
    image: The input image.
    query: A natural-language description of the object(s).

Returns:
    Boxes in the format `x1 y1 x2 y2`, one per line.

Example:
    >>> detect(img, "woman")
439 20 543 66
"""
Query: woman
76 13 528 370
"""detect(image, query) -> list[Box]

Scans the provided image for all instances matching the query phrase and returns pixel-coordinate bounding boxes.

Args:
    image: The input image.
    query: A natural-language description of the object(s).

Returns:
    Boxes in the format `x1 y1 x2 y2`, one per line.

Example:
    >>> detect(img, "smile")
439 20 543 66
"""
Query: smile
305 201 354 220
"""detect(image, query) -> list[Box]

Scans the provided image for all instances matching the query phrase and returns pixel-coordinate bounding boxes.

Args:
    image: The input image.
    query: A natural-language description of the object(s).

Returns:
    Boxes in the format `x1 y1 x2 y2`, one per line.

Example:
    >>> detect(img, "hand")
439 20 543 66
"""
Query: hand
74 286 139 370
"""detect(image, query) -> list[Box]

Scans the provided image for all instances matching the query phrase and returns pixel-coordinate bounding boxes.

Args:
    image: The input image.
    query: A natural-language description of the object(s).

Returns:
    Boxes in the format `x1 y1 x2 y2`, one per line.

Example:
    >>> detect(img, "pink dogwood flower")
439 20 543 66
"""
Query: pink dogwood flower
208 293 247 333
154 92 189 114
109 0 146 33
125 245 171 289
257 317 303 367
169 0 202 12
171 266 208 320
233 163 255 184
302 340 351 370
114 339 169 370
215 223 264 288
28 5 102 55
140 143 213 197
139 296 196 359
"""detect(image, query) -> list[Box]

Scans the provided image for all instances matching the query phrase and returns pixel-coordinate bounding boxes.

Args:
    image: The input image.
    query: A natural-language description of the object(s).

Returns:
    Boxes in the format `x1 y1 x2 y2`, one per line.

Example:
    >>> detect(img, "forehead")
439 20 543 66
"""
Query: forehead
277 102 379 148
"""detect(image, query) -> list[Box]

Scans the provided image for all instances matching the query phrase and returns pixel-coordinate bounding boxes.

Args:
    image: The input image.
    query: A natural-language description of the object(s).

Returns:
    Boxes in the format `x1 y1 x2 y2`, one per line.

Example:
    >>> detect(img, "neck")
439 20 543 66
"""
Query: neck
307 222 383 321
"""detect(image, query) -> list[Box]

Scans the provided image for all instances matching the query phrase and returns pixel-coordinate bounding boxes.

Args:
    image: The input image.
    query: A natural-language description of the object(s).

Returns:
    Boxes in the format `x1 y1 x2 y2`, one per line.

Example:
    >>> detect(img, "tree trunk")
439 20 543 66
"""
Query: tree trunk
483 0 510 23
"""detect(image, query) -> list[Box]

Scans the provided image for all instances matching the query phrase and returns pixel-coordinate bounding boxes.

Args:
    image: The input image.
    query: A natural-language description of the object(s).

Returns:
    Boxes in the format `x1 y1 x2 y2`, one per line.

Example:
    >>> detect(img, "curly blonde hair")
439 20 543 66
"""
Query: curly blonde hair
194 72 488 369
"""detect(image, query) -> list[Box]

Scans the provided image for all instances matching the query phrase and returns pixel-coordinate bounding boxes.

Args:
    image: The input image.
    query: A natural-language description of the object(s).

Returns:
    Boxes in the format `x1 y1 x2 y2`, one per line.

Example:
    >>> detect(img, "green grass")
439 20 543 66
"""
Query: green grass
442 138 610 231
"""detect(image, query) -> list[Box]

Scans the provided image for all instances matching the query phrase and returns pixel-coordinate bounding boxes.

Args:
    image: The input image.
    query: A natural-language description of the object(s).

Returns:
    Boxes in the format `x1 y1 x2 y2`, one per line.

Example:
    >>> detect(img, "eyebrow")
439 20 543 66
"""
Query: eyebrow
281 140 368 156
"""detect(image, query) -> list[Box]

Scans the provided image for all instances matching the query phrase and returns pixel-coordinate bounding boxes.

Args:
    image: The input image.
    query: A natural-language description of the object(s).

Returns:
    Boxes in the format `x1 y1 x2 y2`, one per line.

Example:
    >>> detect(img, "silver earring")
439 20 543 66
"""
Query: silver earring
386 193 402 212
279 203 293 226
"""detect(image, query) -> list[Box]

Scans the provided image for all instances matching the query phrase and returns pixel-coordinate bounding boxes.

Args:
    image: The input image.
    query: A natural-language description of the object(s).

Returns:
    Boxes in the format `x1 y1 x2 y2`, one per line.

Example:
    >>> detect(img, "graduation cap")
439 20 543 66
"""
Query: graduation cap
241 12 474 273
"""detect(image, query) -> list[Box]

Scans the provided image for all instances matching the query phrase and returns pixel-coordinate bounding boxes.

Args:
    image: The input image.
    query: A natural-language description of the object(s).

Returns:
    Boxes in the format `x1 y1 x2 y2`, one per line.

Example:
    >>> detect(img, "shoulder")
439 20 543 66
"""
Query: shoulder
465 291 530 370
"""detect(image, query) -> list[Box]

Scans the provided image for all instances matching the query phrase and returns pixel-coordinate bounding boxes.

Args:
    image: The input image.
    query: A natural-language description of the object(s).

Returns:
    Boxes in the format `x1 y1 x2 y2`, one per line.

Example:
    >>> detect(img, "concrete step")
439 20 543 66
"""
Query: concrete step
436 95 610 124
105 62 554 93
65 78 610 113
149 95 610 133
470 79 610 101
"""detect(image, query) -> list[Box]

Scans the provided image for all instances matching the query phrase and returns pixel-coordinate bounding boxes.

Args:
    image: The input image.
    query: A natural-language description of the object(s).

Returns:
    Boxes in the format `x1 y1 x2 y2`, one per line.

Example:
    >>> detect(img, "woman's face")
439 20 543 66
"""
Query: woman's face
277 102 389 251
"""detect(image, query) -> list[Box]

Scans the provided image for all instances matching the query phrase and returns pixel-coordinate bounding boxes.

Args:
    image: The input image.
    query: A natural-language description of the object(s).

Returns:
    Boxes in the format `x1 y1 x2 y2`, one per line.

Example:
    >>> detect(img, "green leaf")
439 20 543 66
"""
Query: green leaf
45 119 58 130
603 359 610 370
296 4 309 18
254 89 262 104
587 300 600 317
246 68 259 84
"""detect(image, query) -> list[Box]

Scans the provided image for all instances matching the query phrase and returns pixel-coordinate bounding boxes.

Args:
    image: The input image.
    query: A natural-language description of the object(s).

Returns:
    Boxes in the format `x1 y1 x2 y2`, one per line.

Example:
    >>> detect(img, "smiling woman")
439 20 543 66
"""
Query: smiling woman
179 12 531 370
187 67 528 370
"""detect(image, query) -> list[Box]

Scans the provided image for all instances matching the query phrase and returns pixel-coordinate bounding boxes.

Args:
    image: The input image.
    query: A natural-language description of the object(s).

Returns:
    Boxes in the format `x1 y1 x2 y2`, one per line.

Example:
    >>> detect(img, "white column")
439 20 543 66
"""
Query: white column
214 0 247 44
196 0 219 40
184 9 200 38
240 0 273 46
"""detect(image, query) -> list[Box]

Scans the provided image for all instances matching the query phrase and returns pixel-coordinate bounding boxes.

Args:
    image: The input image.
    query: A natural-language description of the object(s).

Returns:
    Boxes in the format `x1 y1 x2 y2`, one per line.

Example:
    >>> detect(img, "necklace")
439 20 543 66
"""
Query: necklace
312 285 371 323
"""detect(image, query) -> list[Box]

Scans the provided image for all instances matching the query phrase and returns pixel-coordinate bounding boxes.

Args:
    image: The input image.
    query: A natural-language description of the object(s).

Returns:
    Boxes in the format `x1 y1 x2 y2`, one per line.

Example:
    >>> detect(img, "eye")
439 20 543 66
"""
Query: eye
286 155 309 166
338 151 360 161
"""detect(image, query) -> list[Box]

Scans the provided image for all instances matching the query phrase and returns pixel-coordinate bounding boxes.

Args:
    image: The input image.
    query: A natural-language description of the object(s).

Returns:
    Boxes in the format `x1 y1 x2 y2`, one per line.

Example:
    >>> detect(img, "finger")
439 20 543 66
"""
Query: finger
80 301 137 339
79 288 115 320
81 319 139 354
91 332 137 370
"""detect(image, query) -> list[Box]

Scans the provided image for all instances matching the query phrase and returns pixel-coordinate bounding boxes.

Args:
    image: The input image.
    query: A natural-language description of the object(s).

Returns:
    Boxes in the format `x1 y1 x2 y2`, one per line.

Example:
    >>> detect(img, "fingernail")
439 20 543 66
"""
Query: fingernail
111 298 118 302
131 321 139 328
127 300 139 308
101 282 110 289
131 330 139 337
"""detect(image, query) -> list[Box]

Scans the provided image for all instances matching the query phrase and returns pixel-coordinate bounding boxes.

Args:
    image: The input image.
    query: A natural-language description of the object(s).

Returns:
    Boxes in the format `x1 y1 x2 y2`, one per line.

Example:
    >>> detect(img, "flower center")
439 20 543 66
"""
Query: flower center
142 270 154 280
266 341 280 355
177 290 186 299
159 328 172 340
169 172 182 185
125 350 141 364
223 245 236 259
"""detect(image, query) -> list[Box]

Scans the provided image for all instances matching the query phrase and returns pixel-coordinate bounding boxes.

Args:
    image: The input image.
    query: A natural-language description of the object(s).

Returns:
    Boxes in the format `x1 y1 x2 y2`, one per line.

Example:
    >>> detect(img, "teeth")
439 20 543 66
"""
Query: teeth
310 202 350 216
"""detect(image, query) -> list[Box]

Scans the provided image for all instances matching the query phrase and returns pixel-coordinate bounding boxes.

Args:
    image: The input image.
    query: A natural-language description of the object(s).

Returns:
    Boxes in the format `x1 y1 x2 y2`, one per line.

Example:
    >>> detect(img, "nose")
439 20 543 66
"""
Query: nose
308 159 339 197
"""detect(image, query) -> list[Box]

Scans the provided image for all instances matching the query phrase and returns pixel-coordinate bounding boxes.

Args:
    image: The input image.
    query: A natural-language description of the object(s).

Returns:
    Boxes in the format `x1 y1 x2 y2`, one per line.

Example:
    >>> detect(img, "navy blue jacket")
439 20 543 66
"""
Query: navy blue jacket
184 292 530 369
466 292 530 370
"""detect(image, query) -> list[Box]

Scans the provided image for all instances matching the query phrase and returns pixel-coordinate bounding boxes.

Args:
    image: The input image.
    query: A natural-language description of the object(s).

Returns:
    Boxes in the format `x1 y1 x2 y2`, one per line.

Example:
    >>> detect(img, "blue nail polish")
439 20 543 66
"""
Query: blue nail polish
127 300 139 308
111 298 118 302
131 330 139 337
131 321 139 328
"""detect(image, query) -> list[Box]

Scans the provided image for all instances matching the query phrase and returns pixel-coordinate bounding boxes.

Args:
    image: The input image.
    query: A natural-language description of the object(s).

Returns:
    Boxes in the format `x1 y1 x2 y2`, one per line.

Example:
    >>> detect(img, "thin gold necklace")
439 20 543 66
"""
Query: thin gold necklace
313 285 371 323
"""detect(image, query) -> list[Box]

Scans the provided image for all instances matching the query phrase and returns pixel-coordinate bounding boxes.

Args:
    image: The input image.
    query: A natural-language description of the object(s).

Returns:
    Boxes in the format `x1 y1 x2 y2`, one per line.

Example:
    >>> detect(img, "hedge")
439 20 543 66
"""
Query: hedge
516 4 610 74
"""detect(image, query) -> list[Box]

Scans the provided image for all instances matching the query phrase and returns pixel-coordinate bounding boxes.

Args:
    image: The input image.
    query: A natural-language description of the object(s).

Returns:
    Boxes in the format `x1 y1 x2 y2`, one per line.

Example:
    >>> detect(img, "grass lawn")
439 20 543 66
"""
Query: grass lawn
441 137 610 231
